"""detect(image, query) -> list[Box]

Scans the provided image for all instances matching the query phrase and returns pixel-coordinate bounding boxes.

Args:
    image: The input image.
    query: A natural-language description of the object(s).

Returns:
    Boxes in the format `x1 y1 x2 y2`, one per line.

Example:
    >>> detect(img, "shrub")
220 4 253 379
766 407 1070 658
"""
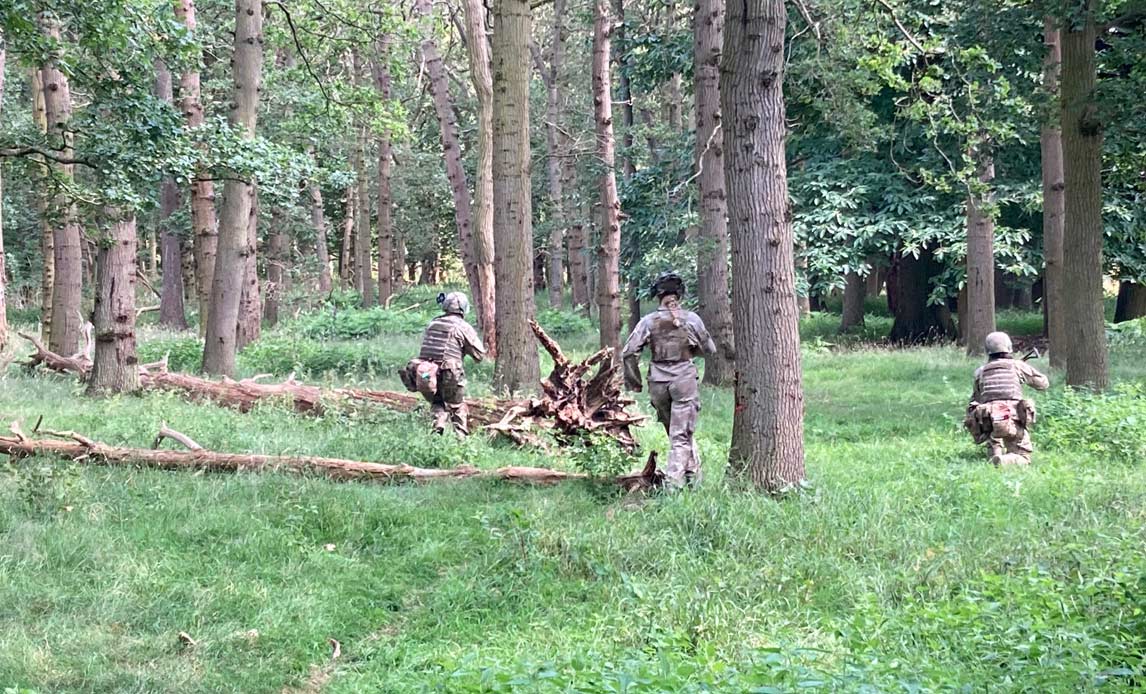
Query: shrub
1040 383 1146 463
296 306 431 340
137 336 204 372
1108 317 1146 345
535 307 593 338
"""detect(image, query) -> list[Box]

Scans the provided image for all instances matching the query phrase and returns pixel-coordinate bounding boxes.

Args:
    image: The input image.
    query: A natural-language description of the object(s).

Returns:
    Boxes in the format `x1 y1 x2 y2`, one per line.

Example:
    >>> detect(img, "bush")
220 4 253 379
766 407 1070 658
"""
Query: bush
1040 383 1146 463
1108 317 1146 345
5 307 42 326
296 306 432 340
535 307 593 338
137 336 204 372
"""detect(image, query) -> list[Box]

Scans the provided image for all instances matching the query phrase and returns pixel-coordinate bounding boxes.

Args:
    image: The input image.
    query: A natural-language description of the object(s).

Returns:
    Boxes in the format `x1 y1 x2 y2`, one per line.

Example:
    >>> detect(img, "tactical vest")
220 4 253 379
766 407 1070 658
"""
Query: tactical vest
977 359 1024 402
419 316 465 364
650 311 692 363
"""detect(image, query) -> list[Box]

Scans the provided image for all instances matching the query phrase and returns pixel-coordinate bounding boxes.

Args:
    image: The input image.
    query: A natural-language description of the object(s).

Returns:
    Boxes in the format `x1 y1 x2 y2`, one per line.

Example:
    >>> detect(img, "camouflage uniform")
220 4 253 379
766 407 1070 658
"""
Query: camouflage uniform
964 333 1049 465
622 293 716 488
402 293 485 435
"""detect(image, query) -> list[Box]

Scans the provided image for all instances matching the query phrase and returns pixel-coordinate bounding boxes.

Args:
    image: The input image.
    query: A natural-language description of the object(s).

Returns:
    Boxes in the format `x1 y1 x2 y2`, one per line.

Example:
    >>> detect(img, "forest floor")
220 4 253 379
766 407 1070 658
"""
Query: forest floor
1 290 1144 693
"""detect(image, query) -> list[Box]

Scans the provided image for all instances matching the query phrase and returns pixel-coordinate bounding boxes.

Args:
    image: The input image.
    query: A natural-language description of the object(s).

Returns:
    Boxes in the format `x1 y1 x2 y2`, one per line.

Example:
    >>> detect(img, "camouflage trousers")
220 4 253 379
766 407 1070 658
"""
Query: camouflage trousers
415 361 469 436
965 399 1034 466
649 376 702 488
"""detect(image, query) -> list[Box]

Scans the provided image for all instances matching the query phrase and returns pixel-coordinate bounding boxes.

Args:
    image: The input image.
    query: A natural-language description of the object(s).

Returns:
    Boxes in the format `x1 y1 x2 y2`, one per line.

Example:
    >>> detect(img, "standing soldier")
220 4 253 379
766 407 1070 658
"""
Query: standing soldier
964 331 1050 465
400 292 485 435
622 272 717 488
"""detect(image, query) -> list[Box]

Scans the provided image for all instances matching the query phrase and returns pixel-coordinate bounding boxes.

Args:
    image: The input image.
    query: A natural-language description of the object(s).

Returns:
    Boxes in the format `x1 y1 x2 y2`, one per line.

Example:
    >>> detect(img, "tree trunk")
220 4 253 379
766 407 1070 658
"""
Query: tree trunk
796 250 811 317
721 0 805 493
1060 0 1108 390
307 150 333 295
39 13 84 357
31 68 54 342
593 0 623 355
88 212 140 394
693 0 736 385
568 217 590 314
155 62 188 331
0 44 6 352
541 0 568 309
461 0 497 354
612 0 636 182
354 122 374 308
1041 18 1067 368
263 210 287 327
236 186 261 349
175 0 218 337
964 152 997 355
491 0 541 392
339 187 354 291
202 0 262 376
372 46 395 306
1114 281 1146 322
839 271 866 333
417 0 479 304
889 245 955 343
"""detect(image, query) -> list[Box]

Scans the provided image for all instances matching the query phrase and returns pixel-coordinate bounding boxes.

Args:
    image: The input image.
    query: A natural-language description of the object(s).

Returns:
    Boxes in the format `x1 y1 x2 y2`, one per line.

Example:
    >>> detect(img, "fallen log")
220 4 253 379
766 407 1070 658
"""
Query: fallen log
0 425 662 490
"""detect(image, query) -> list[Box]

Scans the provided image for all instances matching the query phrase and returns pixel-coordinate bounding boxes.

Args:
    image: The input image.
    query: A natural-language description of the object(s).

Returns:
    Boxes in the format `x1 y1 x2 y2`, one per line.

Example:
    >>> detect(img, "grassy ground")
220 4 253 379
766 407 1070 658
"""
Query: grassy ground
1 296 1144 693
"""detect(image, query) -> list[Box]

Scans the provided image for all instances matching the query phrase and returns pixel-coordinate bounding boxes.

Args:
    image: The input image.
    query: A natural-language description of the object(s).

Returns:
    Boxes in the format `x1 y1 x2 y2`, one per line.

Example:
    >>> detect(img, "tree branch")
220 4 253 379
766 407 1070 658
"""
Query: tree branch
874 0 928 54
0 146 95 167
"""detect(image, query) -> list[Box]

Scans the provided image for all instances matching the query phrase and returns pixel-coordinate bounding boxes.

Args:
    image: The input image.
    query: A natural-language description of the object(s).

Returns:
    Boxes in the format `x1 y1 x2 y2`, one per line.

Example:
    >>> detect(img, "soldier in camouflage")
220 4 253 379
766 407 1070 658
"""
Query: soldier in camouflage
400 292 485 435
964 331 1050 465
622 272 717 488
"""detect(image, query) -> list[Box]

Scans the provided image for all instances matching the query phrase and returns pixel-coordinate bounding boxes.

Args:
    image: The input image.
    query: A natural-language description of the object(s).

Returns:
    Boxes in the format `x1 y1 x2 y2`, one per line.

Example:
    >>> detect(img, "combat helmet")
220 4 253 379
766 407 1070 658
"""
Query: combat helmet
984 331 1013 356
649 271 686 299
437 291 470 316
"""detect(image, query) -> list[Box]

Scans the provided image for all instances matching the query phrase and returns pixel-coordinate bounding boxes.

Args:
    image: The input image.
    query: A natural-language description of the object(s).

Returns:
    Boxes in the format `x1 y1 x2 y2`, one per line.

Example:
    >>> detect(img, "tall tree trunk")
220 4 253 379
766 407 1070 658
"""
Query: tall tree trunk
202 0 263 376
964 152 997 355
39 14 84 357
88 212 140 394
31 68 54 342
722 0 805 492
796 250 811 317
372 44 395 306
155 62 188 330
1041 18 1067 368
593 0 623 354
540 0 568 309
307 149 333 295
417 0 479 302
889 245 955 343
491 0 540 392
0 43 6 352
693 0 735 385
460 0 497 353
236 186 261 349
839 270 866 333
354 119 375 307
1114 281 1146 322
175 0 218 337
568 216 590 314
612 0 636 181
1060 0 1108 390
339 187 354 291
263 208 287 327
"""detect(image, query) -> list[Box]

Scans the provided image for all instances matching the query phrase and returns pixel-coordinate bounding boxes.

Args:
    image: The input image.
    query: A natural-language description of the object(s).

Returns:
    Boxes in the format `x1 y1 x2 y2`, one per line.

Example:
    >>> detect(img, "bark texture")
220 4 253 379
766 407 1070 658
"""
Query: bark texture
353 121 374 307
339 187 354 290
202 0 263 376
593 0 623 354
721 0 805 492
568 217 590 313
1041 18 1066 368
1114 281 1146 322
40 13 84 357
540 0 568 309
693 0 736 385
31 69 54 342
88 213 140 394
964 153 997 355
236 186 261 349
491 0 541 392
1059 0 1108 390
888 246 956 343
839 270 866 333
308 169 333 294
372 45 395 305
175 0 218 336
263 209 287 327
417 0 480 309
461 0 498 353
155 62 188 330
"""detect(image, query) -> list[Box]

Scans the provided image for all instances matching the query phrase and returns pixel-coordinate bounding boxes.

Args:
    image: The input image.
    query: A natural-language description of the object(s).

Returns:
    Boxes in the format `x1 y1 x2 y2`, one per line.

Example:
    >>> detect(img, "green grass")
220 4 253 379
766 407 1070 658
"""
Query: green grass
1 303 1144 693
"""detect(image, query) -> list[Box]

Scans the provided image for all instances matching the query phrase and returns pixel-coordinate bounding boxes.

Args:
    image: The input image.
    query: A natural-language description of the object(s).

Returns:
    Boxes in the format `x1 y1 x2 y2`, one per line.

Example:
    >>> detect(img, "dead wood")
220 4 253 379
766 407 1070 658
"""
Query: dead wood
0 426 663 490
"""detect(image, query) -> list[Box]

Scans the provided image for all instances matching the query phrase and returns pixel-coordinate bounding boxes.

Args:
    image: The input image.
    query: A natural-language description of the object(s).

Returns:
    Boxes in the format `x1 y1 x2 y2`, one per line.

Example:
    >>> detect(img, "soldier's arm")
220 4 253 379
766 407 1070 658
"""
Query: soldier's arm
691 315 717 356
1019 362 1049 391
621 319 650 391
462 324 486 362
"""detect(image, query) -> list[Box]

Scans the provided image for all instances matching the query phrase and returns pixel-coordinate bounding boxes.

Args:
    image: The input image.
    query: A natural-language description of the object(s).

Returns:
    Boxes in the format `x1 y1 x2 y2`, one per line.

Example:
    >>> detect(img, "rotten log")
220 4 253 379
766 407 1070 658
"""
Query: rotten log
0 427 663 490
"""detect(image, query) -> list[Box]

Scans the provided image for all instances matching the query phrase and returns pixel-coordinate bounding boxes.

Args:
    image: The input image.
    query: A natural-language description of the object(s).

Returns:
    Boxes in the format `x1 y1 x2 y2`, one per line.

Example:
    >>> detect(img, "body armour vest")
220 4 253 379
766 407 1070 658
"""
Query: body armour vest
419 316 466 364
650 311 693 363
977 359 1024 402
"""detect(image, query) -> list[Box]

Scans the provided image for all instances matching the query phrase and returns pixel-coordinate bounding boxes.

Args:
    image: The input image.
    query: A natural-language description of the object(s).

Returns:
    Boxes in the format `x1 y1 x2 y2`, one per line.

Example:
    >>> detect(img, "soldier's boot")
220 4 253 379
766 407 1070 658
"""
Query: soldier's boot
997 452 1031 466
431 404 450 435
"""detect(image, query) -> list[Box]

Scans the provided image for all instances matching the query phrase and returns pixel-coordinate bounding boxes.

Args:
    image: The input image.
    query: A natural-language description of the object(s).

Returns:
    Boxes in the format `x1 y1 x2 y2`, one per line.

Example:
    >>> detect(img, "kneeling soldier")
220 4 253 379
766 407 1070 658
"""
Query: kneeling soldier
400 292 485 435
964 331 1049 465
